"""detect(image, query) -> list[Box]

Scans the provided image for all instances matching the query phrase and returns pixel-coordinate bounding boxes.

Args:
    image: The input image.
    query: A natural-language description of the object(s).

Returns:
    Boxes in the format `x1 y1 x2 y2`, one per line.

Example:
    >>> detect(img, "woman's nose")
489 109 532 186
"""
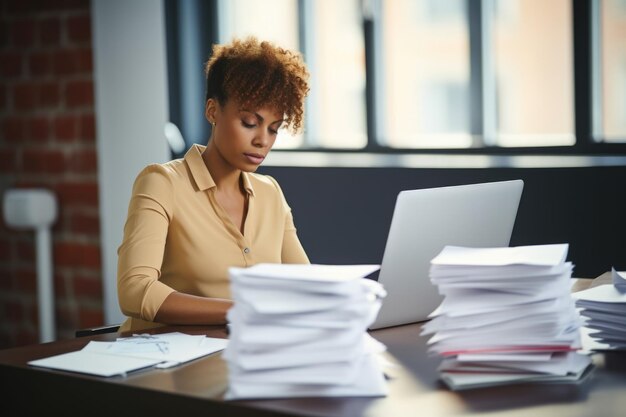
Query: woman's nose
253 129 271 147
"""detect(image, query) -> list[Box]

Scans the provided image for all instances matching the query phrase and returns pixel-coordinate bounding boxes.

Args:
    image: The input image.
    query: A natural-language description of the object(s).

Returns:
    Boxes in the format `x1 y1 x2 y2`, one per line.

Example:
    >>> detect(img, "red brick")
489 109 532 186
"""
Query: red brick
39 17 60 45
0 239 11 262
28 298 39 317
12 180 40 189
0 149 17 172
15 267 36 293
82 244 102 269
0 84 6 110
28 51 52 77
0 13 9 49
75 47 93 72
67 0 91 9
52 49 78 75
53 272 66 297
68 147 97 174
54 241 101 268
0 213 9 229
53 242 76 266
15 328 37 347
0 18 8 49
39 82 61 108
23 148 66 174
53 114 78 141
52 48 92 75
0 51 22 77
69 211 100 234
0 279 12 292
67 13 91 43
51 212 68 234
73 274 102 299
0 265 13 290
56 304 79 330
78 113 95 142
27 115 51 142
13 82 38 111
65 79 93 107
0 333 13 350
19 0 89 14
16 240 35 261
78 307 104 328
55 305 72 330
10 18 37 47
5 0 35 14
4 300 23 322
52 50 75 75
55 181 99 207
1 116 25 142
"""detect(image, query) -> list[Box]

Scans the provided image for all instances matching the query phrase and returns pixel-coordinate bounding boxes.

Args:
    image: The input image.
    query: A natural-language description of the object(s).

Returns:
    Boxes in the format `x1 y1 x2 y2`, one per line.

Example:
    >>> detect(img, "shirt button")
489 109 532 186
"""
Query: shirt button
243 247 250 254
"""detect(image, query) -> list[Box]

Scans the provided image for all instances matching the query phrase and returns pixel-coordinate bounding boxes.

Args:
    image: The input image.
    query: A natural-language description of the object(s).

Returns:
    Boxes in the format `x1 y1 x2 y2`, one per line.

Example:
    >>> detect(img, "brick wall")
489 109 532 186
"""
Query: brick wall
0 0 102 348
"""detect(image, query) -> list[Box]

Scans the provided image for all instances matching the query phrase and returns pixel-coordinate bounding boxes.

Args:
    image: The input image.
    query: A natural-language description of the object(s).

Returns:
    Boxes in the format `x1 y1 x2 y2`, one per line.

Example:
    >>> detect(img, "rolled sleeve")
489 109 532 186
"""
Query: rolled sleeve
117 165 176 321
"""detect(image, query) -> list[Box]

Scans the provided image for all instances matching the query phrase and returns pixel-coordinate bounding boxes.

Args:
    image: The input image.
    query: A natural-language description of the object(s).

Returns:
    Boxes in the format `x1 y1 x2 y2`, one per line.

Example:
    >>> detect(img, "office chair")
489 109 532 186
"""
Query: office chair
75 324 121 338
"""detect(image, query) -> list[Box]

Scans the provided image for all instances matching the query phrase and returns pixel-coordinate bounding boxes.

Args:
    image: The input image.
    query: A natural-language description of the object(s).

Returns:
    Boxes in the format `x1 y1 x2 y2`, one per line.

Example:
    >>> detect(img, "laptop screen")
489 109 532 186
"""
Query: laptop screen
369 180 524 330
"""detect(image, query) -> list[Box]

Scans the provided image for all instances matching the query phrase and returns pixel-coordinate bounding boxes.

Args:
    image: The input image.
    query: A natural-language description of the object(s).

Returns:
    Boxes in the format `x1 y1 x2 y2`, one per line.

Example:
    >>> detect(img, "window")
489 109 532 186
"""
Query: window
166 0 626 153
379 0 575 148
217 0 299 50
491 0 574 147
381 0 471 148
303 0 367 148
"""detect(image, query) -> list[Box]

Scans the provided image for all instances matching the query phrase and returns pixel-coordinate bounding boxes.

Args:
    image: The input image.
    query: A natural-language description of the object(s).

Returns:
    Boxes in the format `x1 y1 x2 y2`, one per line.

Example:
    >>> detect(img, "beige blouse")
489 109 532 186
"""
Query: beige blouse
117 144 309 331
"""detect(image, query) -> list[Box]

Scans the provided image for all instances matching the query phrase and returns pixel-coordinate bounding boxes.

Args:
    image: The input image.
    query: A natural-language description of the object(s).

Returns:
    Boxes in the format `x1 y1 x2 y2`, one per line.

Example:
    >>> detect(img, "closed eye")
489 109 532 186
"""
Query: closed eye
241 120 256 128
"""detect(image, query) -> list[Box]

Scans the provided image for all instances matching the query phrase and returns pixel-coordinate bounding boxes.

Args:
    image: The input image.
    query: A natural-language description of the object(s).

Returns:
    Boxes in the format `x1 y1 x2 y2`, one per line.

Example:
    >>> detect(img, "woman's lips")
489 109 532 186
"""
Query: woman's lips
244 153 265 164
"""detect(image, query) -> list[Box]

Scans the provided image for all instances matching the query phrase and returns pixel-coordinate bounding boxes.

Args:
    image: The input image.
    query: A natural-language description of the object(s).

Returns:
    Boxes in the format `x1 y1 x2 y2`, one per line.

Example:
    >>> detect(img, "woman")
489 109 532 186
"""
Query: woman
117 37 310 332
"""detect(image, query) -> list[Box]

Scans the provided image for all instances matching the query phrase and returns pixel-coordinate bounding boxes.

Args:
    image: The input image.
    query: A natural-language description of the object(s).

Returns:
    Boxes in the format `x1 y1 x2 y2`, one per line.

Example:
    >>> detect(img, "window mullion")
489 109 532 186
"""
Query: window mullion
299 0 319 148
590 0 602 142
481 0 496 147
573 0 594 150
468 0 484 147
363 0 385 150
468 0 496 147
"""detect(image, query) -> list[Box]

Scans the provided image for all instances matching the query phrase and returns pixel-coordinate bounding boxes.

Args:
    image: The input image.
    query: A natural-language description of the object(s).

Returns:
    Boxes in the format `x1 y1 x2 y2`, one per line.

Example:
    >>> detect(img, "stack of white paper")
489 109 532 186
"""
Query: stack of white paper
423 244 592 390
573 268 626 349
224 263 388 400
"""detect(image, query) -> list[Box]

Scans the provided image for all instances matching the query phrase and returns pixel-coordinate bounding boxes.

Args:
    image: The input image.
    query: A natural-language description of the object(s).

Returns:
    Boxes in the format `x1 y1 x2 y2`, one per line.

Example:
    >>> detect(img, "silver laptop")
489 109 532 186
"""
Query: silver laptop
369 179 524 330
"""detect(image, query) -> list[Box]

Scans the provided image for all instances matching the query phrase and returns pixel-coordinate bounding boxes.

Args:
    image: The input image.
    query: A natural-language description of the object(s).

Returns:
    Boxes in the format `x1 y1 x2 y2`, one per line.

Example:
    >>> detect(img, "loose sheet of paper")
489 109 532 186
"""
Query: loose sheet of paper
28 332 228 377
28 351 162 377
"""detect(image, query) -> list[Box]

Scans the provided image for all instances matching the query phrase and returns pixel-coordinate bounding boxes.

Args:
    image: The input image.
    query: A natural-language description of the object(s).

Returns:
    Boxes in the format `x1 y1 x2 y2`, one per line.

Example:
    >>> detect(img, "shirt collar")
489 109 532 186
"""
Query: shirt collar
184 144 255 196
241 170 254 196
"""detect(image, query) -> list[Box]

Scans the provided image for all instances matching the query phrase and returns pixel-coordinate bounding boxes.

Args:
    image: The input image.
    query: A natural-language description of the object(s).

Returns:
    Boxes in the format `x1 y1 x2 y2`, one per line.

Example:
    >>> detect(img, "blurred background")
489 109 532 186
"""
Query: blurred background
0 0 625 348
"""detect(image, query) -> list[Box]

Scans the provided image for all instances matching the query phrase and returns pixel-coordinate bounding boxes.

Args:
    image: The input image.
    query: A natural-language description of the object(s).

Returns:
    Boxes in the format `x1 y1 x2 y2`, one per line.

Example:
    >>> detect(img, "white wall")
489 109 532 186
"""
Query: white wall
91 0 171 324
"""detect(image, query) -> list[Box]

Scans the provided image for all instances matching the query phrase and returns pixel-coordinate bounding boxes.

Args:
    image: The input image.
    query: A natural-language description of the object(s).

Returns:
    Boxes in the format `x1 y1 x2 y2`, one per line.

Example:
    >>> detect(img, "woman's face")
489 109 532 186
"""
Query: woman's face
208 98 283 173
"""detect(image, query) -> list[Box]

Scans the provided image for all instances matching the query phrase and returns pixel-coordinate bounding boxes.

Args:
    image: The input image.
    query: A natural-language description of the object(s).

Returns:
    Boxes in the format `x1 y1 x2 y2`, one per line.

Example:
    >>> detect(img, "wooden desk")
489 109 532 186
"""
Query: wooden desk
571 271 612 293
2 277 625 417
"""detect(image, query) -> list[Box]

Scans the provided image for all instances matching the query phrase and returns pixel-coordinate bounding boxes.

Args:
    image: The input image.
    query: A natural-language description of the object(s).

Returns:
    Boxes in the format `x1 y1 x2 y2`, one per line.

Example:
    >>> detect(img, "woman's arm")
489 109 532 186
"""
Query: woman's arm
118 165 175 321
154 292 232 325
282 212 310 264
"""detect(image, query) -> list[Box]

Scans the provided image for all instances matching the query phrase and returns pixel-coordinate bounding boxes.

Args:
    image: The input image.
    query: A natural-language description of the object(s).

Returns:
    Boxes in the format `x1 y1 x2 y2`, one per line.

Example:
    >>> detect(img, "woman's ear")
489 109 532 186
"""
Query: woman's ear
205 98 217 124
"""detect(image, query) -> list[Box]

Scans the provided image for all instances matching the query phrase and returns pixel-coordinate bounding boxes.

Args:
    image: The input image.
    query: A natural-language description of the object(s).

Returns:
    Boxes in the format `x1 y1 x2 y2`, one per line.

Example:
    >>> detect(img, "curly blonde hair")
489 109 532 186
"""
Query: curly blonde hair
205 37 310 134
